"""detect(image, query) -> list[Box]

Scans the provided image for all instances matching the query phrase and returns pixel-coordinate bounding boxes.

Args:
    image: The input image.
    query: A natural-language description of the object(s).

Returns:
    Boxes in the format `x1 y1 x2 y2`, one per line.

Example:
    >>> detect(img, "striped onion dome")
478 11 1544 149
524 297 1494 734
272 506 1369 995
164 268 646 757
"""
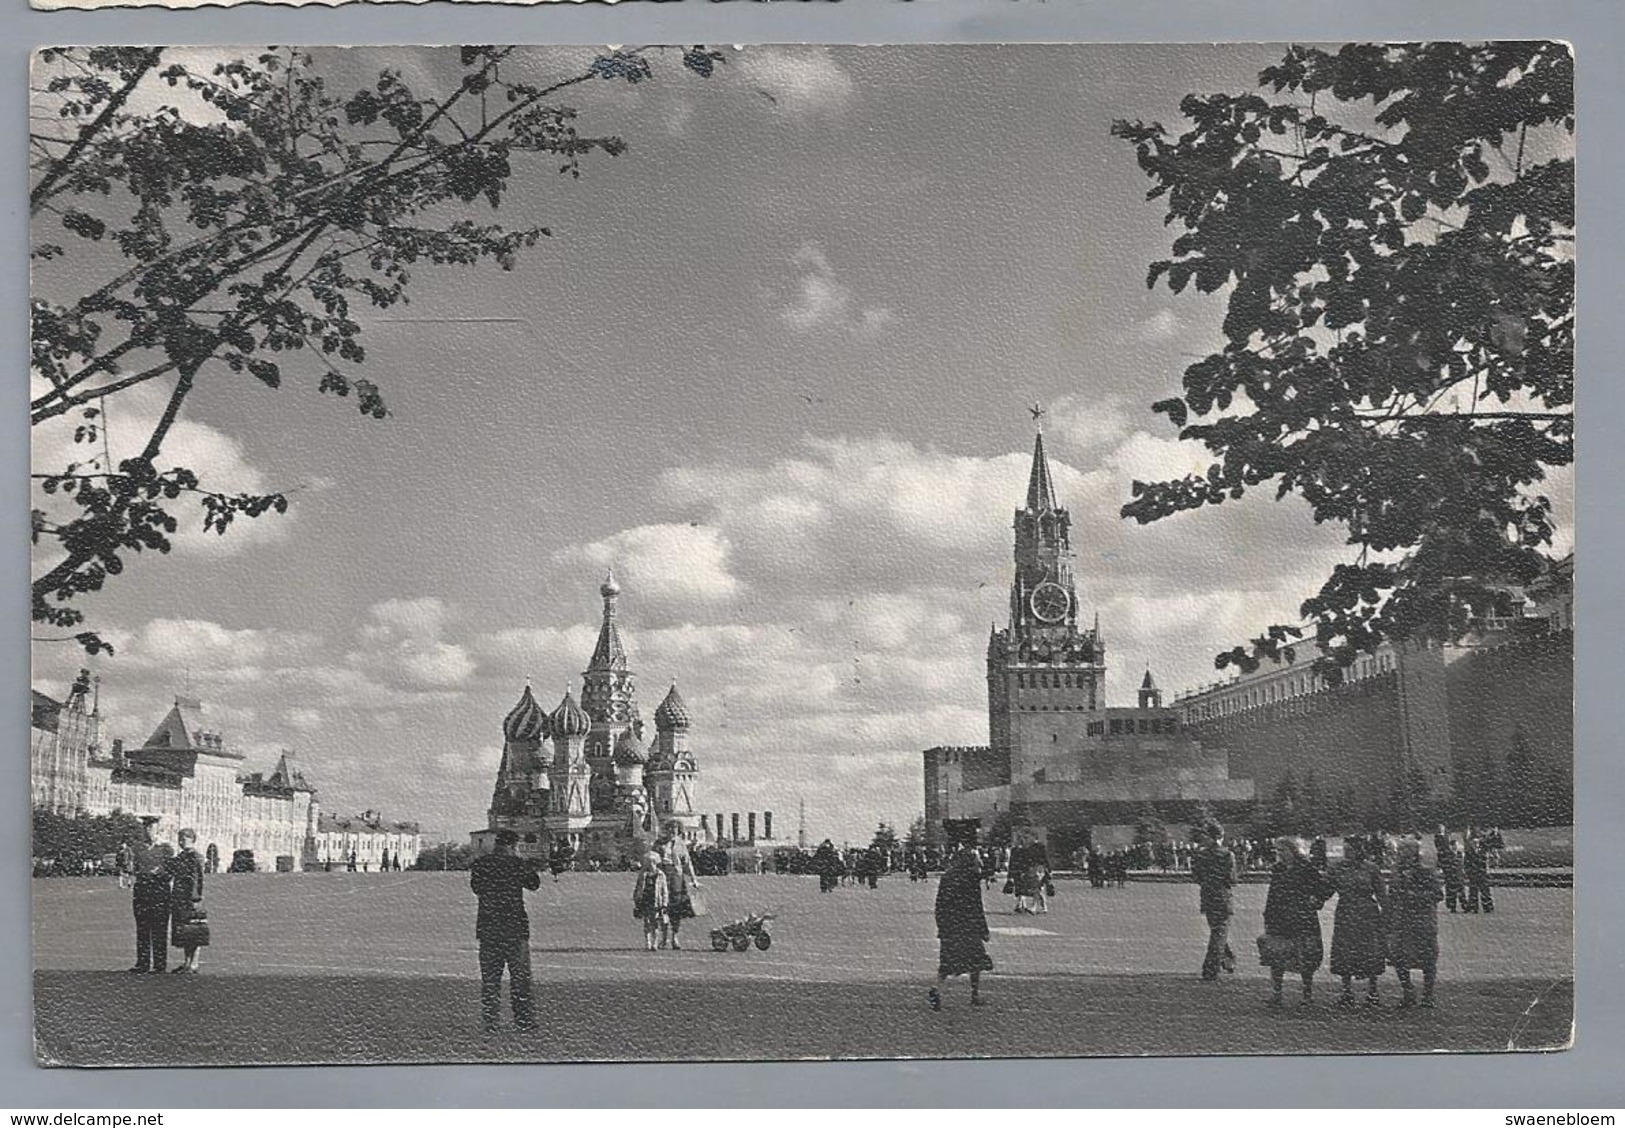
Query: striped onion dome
502 684 549 744
550 690 592 739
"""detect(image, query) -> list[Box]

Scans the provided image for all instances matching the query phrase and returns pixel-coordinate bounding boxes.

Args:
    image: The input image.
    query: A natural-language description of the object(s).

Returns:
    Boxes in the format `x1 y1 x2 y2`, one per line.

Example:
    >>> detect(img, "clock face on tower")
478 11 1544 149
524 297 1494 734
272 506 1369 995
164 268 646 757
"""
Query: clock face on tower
1029 581 1070 624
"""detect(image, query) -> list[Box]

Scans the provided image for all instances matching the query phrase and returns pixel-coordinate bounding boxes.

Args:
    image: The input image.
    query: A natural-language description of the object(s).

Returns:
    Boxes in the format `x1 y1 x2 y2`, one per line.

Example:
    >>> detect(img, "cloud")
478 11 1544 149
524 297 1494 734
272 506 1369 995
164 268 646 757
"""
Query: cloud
550 523 742 610
29 385 295 588
1136 308 1183 342
735 47 855 115
30 379 294 573
1048 394 1138 455
778 244 893 337
284 708 324 733
346 597 476 691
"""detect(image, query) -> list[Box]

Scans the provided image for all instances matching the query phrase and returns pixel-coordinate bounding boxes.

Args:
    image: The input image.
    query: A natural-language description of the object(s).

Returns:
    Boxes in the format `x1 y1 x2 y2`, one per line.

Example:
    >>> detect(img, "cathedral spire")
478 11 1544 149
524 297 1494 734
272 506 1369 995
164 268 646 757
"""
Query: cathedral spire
588 569 628 671
1025 429 1058 513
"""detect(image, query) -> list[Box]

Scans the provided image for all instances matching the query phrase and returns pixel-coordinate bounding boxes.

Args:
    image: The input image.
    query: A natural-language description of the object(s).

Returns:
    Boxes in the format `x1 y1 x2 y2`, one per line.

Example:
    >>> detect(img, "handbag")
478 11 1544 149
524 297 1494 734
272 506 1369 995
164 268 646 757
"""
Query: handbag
172 903 211 948
1044 878 1057 898
1002 879 1015 895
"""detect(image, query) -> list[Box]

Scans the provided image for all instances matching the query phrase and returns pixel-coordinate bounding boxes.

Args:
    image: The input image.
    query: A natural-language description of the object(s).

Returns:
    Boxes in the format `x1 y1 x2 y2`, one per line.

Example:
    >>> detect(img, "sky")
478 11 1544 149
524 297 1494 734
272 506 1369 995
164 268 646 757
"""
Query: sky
29 44 1575 845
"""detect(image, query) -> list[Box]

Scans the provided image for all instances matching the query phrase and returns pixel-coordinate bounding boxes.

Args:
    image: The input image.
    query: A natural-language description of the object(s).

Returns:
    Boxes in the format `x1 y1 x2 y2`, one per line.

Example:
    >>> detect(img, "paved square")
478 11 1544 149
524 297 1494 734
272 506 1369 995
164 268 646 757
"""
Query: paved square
32 872 1572 1064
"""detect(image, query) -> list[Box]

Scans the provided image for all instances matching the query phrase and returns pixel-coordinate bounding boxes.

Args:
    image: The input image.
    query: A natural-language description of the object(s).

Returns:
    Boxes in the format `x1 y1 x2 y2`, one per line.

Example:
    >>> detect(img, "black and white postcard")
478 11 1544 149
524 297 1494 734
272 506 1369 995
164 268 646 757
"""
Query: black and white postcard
29 43 1575 1065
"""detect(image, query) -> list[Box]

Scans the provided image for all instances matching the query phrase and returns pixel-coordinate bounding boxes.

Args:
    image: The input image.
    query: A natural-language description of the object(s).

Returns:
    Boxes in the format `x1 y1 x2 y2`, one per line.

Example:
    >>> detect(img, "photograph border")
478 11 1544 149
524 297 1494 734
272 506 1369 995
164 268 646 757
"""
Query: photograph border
6 0 1621 1107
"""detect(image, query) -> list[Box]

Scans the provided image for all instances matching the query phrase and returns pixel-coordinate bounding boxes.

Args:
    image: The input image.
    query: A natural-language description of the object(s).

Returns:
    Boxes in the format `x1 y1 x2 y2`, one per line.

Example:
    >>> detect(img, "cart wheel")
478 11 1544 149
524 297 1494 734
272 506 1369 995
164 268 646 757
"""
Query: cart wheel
710 932 729 952
754 932 772 951
731 935 751 952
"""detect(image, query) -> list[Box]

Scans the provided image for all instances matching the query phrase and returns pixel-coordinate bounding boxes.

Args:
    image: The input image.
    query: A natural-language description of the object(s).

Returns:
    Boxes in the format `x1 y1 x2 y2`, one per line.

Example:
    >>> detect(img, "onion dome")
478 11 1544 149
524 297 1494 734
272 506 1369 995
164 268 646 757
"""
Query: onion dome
600 568 621 599
613 726 648 766
654 683 691 731
502 684 549 744
550 690 592 738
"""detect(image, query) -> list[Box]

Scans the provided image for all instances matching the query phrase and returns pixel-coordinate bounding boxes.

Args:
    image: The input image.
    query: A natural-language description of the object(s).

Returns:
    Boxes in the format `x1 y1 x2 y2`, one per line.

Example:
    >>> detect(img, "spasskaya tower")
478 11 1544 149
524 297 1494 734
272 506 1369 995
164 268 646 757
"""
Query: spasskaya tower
979 417 1106 788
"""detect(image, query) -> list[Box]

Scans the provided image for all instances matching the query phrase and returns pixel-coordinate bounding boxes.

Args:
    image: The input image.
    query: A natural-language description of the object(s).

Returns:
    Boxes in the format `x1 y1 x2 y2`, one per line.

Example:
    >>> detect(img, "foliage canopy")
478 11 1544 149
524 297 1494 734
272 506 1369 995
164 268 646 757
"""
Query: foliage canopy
1113 42 1573 678
31 46 723 655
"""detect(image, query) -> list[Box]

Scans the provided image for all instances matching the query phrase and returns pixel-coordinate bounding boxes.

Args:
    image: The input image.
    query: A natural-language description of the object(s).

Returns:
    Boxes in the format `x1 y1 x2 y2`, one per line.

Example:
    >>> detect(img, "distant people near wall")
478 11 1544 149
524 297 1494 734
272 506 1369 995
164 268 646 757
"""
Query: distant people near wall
813 840 840 894
1463 833 1494 913
115 841 134 890
1434 826 1464 912
1008 831 1048 915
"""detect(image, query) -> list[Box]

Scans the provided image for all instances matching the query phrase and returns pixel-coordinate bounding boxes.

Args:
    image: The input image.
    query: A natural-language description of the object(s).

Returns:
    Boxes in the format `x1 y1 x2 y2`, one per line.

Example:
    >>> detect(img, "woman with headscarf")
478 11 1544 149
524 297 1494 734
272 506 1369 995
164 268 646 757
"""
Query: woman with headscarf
1329 836 1389 1007
1260 836 1335 1007
1386 836 1443 1008
928 844 993 1010
653 821 702 950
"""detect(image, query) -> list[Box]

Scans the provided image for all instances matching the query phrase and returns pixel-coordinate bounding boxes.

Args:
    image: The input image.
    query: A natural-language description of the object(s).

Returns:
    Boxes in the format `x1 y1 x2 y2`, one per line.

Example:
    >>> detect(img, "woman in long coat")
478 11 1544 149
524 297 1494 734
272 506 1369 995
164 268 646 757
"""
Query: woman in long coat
1386 837 1443 1008
1009 835 1047 913
1260 836 1335 1006
167 828 207 974
929 845 993 1010
1329 836 1388 1006
654 823 702 949
813 840 840 893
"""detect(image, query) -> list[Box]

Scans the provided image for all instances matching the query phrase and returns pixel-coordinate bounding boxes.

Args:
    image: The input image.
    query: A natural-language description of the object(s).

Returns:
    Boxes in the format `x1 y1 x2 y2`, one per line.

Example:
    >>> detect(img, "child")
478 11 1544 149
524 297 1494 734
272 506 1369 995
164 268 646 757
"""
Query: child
633 851 668 951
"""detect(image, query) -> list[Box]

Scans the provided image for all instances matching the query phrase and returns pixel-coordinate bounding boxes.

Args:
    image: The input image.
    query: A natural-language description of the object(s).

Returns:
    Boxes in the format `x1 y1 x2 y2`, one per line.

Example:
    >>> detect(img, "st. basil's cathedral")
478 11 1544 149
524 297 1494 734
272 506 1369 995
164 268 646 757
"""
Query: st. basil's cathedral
472 570 702 865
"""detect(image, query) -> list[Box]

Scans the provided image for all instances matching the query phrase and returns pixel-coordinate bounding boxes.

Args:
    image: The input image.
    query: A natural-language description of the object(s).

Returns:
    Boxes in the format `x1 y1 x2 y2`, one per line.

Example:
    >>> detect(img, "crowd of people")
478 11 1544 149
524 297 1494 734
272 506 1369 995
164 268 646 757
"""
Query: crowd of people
96 805 1512 1028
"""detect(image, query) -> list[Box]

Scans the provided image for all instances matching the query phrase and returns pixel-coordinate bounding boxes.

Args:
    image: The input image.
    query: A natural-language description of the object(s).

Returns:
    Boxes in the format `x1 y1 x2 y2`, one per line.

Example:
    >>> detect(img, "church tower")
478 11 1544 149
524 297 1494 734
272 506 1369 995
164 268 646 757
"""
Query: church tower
1139 669 1163 710
981 417 1106 788
581 569 639 812
649 683 701 840
546 690 594 831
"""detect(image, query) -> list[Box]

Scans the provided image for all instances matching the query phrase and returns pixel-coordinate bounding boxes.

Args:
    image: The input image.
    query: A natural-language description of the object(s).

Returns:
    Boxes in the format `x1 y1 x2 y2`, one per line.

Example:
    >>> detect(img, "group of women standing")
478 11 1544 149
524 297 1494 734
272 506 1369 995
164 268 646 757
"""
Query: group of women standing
1260 834 1442 1009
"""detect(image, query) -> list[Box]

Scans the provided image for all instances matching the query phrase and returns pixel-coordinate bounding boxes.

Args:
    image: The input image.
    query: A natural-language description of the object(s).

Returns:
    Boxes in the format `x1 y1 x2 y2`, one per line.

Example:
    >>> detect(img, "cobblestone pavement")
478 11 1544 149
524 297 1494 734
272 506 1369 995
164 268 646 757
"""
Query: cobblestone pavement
32 872 1573 1064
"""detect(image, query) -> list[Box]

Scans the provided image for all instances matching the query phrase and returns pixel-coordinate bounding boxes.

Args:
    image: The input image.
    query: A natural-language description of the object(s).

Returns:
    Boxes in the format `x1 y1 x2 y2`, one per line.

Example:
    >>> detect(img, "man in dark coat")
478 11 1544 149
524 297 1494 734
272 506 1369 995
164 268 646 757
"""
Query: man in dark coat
1463 833 1495 913
470 830 541 1032
1191 820 1238 981
813 840 840 893
128 818 172 974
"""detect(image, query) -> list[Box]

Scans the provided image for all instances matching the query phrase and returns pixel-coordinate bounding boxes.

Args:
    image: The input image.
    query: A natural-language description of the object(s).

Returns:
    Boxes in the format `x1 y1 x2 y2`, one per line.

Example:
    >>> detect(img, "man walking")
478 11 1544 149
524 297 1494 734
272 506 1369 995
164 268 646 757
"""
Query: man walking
1191 820 1237 981
128 817 172 974
470 829 540 1032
